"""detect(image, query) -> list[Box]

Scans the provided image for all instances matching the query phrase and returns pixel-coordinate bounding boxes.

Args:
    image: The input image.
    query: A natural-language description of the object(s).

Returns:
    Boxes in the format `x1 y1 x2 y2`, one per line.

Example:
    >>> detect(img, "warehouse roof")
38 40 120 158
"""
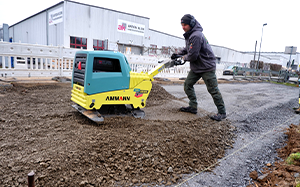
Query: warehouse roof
9 0 149 28
149 29 184 40
9 1 64 28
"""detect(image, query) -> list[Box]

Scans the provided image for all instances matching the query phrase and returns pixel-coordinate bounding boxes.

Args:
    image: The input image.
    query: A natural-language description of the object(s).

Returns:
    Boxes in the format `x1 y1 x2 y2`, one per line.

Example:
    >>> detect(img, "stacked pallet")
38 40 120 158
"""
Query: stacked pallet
270 64 282 71
250 60 257 69
258 61 264 69
250 60 264 69
263 63 270 70
250 60 282 71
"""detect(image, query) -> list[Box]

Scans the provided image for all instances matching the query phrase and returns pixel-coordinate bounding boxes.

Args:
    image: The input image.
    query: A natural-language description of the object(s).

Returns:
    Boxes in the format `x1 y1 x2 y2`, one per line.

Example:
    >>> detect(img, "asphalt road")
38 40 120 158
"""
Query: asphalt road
162 82 300 187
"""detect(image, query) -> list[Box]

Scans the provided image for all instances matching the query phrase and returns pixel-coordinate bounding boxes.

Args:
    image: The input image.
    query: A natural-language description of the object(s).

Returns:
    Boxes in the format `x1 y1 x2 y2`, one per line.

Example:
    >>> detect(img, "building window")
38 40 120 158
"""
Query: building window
162 46 170 55
93 39 107 50
150 44 157 55
70 36 87 49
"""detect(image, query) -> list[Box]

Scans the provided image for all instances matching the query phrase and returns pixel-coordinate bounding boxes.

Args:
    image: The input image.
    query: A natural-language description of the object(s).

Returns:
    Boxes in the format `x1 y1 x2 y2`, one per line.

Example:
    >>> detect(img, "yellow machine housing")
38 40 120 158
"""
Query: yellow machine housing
71 72 153 111
70 51 180 123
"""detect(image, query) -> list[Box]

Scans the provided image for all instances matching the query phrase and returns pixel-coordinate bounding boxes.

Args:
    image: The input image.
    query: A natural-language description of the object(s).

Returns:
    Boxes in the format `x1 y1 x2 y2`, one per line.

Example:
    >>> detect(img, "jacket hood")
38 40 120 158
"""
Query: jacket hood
183 20 203 38
193 20 203 32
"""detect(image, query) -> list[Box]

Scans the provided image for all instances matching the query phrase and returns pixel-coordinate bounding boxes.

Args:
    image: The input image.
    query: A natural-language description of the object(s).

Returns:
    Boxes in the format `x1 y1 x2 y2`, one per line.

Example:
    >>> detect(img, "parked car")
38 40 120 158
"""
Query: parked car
223 65 246 75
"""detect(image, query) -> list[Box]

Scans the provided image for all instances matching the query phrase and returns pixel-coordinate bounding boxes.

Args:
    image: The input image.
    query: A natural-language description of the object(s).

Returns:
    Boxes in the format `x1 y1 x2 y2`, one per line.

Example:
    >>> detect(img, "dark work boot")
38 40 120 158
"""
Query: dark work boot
180 106 197 114
210 113 227 121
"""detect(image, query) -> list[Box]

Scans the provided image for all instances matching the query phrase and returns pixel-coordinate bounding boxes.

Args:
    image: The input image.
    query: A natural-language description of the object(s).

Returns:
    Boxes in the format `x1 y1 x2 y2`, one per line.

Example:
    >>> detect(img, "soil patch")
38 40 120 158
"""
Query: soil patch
0 83 235 186
146 83 178 107
248 123 300 187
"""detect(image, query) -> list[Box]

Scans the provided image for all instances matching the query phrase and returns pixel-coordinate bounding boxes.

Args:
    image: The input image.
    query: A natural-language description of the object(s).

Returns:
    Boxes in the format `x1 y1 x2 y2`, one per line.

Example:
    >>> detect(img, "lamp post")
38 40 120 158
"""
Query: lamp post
257 23 267 68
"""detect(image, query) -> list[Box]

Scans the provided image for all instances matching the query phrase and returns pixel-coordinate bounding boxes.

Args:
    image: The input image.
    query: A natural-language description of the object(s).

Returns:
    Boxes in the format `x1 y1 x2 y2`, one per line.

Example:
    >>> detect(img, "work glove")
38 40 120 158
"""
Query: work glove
174 59 182 66
171 53 181 60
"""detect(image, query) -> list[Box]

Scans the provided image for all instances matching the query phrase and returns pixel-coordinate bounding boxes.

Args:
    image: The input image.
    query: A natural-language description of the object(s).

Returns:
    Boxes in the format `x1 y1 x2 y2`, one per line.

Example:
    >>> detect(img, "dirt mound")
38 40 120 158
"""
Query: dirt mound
146 83 178 107
248 124 300 187
0 83 235 186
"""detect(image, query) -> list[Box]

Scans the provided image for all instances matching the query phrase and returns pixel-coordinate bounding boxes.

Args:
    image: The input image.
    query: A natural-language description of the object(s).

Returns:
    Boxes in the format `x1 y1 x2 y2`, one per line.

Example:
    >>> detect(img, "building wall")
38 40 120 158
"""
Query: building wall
9 12 47 45
63 1 150 50
8 1 185 53
0 24 9 42
48 4 64 46
8 2 64 46
211 45 271 64
146 29 185 49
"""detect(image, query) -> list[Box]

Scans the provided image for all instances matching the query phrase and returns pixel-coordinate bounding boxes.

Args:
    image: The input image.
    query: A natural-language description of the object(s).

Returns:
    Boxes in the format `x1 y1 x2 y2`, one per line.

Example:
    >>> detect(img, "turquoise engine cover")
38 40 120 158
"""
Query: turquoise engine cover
72 51 131 95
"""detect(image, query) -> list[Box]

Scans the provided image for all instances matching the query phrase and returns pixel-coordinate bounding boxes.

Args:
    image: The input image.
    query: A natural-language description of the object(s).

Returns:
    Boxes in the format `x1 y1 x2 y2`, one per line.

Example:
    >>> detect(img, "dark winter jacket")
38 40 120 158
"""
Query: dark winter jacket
178 20 216 73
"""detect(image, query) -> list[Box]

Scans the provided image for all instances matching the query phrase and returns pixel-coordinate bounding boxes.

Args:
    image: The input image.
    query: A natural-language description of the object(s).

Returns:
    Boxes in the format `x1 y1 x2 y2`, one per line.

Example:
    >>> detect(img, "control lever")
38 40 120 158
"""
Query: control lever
157 56 186 69
174 59 184 65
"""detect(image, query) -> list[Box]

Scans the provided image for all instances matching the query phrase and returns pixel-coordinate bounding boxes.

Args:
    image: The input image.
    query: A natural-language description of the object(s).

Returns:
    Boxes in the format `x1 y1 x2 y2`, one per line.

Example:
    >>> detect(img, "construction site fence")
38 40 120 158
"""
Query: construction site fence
0 41 245 78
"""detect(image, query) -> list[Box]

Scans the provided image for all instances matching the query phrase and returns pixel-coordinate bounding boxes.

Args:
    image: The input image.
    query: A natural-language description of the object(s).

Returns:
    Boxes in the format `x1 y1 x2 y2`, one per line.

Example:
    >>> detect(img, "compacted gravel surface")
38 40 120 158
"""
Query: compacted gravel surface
162 82 300 186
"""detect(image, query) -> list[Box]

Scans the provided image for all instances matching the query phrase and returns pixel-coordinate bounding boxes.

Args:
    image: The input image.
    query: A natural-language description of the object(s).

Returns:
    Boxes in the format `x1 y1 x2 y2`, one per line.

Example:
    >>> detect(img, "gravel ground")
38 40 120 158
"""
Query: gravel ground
0 80 299 187
0 83 235 187
162 82 300 187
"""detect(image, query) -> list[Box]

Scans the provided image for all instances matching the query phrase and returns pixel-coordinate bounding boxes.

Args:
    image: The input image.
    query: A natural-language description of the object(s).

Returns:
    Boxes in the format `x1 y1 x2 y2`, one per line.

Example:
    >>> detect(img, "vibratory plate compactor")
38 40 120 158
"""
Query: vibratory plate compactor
71 51 184 123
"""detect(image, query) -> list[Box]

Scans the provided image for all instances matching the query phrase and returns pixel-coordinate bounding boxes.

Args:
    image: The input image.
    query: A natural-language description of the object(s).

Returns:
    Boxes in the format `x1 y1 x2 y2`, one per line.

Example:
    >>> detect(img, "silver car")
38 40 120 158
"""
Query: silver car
223 65 245 75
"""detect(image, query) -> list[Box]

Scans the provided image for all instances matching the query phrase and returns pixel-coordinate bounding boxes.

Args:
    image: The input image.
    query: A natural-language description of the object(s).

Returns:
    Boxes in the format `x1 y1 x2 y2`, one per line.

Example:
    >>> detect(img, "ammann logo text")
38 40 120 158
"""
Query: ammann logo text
106 96 130 101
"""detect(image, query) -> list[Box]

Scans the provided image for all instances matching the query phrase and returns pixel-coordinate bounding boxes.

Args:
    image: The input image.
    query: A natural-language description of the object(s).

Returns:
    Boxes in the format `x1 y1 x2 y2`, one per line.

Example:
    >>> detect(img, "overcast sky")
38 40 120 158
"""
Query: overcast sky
0 0 299 53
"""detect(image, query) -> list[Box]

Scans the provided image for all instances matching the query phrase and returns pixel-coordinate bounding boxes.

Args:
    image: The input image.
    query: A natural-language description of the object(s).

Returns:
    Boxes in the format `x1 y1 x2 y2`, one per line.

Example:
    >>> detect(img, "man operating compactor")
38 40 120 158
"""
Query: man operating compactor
171 14 226 121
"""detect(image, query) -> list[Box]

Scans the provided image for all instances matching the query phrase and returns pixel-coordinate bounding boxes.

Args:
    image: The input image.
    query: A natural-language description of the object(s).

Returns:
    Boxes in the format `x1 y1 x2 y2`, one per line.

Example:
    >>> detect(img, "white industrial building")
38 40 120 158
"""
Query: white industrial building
8 0 185 56
2 0 299 68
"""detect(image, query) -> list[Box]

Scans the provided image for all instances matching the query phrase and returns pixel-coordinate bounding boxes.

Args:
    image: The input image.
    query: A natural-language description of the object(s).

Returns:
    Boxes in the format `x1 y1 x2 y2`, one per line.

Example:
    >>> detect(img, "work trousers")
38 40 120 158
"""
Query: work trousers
184 70 226 114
